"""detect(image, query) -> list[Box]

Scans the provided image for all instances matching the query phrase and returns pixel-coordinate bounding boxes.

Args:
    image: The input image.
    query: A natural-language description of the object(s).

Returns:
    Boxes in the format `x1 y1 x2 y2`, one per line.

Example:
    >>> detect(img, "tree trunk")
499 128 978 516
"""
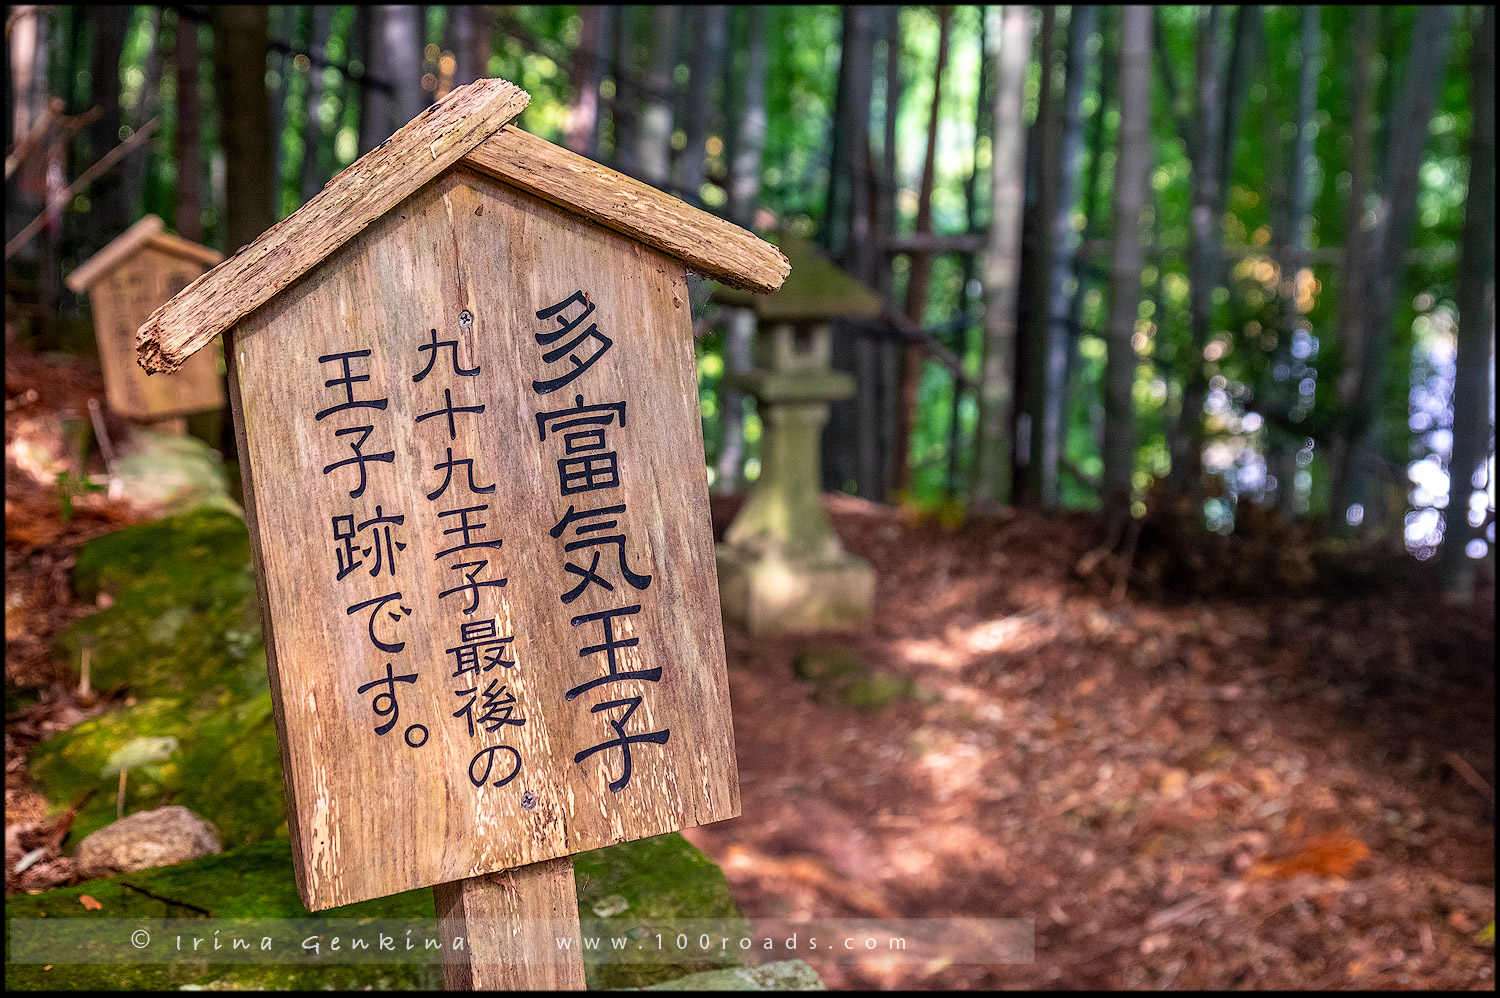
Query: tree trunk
267 6 293 212
972 5 1034 511
635 6 678 187
1343 5 1458 535
1326 7 1378 525
7 5 44 249
213 5 274 253
564 6 606 155
1167 6 1226 493
1273 6 1319 517
1012 5 1055 503
726 7 768 231
120 7 160 222
609 7 638 175
877 5 903 302
670 5 727 202
951 4 990 496
173 11 203 241
715 5 769 495
356 7 389 155
1440 5 1494 598
825 5 876 264
1101 5 1152 521
1032 4 1095 509
1216 5 1257 210
893 5 953 497
83 5 130 256
387 4 427 126
875 7 904 499
451 3 491 86
473 6 494 85
1063 5 1114 435
300 3 337 205
359 3 424 153
823 6 880 498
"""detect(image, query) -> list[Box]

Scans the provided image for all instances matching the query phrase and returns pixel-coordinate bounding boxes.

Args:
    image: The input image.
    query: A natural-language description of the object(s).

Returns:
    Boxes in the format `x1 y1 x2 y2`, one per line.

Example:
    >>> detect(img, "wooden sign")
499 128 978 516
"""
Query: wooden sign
65 215 224 424
136 79 789 915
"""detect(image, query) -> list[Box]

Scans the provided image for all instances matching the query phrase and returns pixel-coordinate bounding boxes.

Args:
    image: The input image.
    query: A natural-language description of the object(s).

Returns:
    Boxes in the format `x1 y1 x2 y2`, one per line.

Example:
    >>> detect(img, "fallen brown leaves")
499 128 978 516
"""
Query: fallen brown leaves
1247 829 1373 881
695 493 1494 990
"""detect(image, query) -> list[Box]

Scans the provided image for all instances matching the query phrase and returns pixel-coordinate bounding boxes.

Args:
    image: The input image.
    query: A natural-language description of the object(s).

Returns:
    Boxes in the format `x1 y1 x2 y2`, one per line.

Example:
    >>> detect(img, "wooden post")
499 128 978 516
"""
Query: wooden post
433 857 587 991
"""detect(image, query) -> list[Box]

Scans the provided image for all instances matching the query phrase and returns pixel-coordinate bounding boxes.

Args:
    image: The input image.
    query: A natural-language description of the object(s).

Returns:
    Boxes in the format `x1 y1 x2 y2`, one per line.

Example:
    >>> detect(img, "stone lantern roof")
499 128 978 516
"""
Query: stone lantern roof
712 230 881 322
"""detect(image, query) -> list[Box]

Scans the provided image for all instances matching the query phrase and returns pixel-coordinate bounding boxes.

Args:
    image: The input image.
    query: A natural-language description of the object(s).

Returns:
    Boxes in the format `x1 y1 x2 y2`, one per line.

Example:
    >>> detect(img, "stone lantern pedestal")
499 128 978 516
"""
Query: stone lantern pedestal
712 234 880 635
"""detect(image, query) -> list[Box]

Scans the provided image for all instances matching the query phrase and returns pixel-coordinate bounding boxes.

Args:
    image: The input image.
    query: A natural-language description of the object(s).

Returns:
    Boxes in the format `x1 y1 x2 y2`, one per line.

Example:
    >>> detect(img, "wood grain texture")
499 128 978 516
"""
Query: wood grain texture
460 125 790 294
229 168 739 911
75 240 225 421
137 78 531 374
434 857 586 991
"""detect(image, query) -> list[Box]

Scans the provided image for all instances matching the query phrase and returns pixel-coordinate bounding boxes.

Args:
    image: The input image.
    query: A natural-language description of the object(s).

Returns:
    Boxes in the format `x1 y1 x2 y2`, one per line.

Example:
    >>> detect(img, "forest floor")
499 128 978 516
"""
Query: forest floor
689 493 1495 989
5 343 1495 990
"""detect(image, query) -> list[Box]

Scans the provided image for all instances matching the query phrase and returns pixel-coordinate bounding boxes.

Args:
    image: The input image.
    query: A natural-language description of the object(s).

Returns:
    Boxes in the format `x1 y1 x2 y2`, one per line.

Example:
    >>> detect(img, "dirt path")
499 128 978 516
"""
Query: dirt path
684 494 1496 989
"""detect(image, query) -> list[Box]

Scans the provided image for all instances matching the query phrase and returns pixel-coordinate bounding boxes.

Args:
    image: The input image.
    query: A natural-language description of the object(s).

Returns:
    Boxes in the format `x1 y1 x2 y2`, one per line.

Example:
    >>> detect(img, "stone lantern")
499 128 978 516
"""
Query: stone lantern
712 232 881 634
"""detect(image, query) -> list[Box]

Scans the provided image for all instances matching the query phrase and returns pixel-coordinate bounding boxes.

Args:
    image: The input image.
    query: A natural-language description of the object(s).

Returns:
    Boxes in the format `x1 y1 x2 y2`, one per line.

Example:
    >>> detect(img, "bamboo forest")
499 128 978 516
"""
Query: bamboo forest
4 5 1496 992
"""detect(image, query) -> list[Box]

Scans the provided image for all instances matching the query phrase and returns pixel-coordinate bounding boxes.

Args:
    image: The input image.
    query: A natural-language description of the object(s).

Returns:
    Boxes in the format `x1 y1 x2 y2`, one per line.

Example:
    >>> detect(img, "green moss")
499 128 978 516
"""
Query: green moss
31 509 286 847
7 833 743 992
640 960 826 990
20 494 744 990
62 508 261 700
573 833 747 990
4 840 439 991
835 672 915 711
29 684 286 848
711 231 882 321
792 646 863 683
794 646 917 713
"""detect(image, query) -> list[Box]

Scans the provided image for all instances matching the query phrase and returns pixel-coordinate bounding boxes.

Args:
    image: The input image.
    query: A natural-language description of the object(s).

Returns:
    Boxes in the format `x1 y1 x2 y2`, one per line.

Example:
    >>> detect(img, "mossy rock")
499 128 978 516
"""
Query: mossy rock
792 646 863 683
6 833 741 992
3 839 439 991
640 959 826 990
29 684 286 849
574 832 747 990
61 508 262 700
794 646 917 712
37 509 282 846
110 429 241 518
831 671 917 711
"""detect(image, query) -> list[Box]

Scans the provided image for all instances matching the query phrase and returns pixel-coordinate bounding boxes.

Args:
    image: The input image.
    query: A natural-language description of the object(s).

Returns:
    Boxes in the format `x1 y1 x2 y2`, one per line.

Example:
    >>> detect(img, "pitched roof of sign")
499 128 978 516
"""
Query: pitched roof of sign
136 79 791 374
65 214 223 293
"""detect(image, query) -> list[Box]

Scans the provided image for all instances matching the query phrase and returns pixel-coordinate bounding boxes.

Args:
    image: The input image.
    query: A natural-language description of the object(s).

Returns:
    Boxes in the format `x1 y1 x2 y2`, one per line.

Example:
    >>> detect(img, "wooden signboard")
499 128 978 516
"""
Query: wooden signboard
66 215 225 426
136 77 789 957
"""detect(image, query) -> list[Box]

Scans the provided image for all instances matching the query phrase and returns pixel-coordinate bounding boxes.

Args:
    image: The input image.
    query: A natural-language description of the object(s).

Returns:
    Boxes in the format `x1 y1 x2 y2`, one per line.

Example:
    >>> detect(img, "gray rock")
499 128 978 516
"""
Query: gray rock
111 430 241 518
74 805 222 879
641 960 827 991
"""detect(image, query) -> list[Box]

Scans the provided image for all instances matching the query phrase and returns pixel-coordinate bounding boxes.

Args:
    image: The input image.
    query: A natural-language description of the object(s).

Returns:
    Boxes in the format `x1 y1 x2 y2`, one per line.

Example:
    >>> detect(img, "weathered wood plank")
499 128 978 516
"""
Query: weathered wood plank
434 857 586 990
137 79 531 374
228 168 739 911
461 125 790 294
